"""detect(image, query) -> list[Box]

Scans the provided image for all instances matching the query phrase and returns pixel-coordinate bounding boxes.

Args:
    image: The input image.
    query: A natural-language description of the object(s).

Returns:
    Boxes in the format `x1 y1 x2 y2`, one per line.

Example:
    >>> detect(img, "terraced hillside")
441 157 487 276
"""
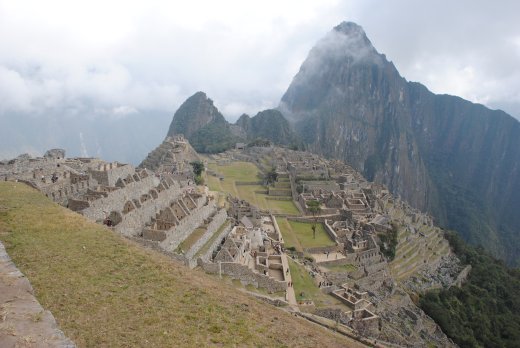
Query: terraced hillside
385 200 451 281
0 182 363 347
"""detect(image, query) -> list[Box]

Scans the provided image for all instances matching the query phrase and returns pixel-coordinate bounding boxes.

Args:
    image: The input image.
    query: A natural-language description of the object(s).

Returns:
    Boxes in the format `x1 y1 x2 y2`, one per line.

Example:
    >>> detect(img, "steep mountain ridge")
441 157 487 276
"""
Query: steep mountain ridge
167 92 239 153
281 21 520 265
165 92 301 153
236 109 303 147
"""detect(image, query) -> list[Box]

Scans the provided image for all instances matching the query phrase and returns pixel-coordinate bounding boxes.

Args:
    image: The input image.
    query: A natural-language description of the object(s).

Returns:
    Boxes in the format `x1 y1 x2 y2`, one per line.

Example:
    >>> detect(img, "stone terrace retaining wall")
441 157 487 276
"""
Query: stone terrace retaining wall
116 182 183 236
0 241 76 347
196 222 233 264
306 245 341 254
200 261 287 293
81 175 159 222
185 209 228 263
89 164 135 187
160 199 217 252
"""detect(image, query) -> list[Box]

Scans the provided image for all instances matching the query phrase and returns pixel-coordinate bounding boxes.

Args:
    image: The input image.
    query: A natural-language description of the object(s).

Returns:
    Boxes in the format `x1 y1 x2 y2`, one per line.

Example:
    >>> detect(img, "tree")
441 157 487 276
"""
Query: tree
265 167 278 185
190 161 205 186
307 200 321 239
190 161 204 176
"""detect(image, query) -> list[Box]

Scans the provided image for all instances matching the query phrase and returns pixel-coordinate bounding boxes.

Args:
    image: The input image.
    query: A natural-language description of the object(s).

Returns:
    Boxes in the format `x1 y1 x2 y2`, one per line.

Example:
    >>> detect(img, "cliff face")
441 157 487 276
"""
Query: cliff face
281 22 520 265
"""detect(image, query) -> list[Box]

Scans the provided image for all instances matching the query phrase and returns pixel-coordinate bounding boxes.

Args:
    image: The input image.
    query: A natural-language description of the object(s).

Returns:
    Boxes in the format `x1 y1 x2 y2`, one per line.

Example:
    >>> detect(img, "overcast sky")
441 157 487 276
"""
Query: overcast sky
1 0 519 162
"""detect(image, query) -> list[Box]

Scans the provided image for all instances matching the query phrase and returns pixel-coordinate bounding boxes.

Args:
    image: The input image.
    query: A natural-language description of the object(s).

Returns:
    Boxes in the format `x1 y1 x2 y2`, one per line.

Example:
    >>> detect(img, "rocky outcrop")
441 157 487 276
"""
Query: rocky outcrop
280 21 520 266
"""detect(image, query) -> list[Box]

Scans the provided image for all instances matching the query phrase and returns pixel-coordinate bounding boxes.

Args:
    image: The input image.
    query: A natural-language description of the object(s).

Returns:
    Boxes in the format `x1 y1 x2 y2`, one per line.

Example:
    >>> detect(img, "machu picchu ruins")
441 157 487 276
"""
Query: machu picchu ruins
0 138 469 347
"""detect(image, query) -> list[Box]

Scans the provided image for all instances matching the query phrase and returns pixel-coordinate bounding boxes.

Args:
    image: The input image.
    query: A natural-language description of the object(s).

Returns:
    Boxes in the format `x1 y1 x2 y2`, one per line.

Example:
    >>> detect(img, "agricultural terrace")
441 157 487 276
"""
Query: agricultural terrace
205 161 299 215
277 218 335 252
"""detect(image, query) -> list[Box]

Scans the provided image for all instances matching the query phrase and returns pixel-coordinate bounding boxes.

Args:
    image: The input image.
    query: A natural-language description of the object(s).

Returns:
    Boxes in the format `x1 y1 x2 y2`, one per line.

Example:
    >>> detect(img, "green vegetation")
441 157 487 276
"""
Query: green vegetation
277 217 302 252
265 199 300 215
288 220 334 249
306 200 321 239
0 182 351 347
195 221 231 258
177 227 206 254
288 258 340 307
265 167 278 185
247 138 271 147
209 161 261 182
205 173 221 192
190 120 241 153
420 231 520 348
206 161 299 215
278 218 334 250
236 109 304 149
190 160 205 185
378 223 398 260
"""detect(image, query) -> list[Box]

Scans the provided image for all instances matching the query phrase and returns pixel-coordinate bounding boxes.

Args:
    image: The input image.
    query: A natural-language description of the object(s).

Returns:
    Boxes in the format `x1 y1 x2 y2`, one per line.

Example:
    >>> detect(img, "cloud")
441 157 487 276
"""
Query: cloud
0 0 519 163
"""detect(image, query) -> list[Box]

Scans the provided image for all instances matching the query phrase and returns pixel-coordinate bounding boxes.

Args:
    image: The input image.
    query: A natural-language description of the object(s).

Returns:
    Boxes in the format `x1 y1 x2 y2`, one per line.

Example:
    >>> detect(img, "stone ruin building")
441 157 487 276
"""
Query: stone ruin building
200 198 289 294
1 145 464 346
138 135 200 183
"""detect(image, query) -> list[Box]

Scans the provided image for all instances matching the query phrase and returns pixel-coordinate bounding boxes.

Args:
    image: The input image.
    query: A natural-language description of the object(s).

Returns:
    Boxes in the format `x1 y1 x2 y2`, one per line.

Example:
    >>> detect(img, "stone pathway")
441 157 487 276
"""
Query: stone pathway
280 254 298 309
0 242 75 348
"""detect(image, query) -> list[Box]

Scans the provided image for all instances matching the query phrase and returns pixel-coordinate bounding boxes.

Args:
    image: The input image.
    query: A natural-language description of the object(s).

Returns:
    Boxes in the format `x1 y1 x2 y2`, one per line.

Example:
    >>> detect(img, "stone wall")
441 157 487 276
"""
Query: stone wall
319 257 356 268
200 261 287 293
142 229 167 242
452 264 472 287
89 163 135 186
81 175 159 222
0 241 76 347
68 199 90 211
323 219 339 240
116 181 183 236
196 222 233 264
41 177 97 205
314 307 351 325
325 271 352 285
159 199 217 252
306 245 341 254
268 188 292 196
185 209 228 262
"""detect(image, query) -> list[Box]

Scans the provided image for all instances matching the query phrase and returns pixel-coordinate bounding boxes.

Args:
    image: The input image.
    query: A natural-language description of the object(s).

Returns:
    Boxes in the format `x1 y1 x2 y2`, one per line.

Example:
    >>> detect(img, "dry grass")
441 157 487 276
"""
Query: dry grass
0 182 356 347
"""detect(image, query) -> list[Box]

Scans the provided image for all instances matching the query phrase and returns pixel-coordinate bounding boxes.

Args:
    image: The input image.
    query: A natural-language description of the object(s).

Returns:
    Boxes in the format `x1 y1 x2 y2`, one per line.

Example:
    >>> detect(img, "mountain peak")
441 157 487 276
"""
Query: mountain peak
167 91 225 139
333 21 365 36
187 91 213 105
332 21 374 51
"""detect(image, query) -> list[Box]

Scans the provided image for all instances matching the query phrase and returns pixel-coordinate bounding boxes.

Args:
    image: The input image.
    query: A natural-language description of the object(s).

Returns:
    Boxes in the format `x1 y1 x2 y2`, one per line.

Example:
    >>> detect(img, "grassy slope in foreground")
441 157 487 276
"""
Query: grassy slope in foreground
0 182 359 347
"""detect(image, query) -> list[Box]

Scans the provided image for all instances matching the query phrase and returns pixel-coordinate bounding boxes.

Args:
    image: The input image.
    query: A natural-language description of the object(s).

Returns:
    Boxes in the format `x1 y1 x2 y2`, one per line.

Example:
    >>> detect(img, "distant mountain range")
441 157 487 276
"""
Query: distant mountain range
165 91 302 152
156 22 520 266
